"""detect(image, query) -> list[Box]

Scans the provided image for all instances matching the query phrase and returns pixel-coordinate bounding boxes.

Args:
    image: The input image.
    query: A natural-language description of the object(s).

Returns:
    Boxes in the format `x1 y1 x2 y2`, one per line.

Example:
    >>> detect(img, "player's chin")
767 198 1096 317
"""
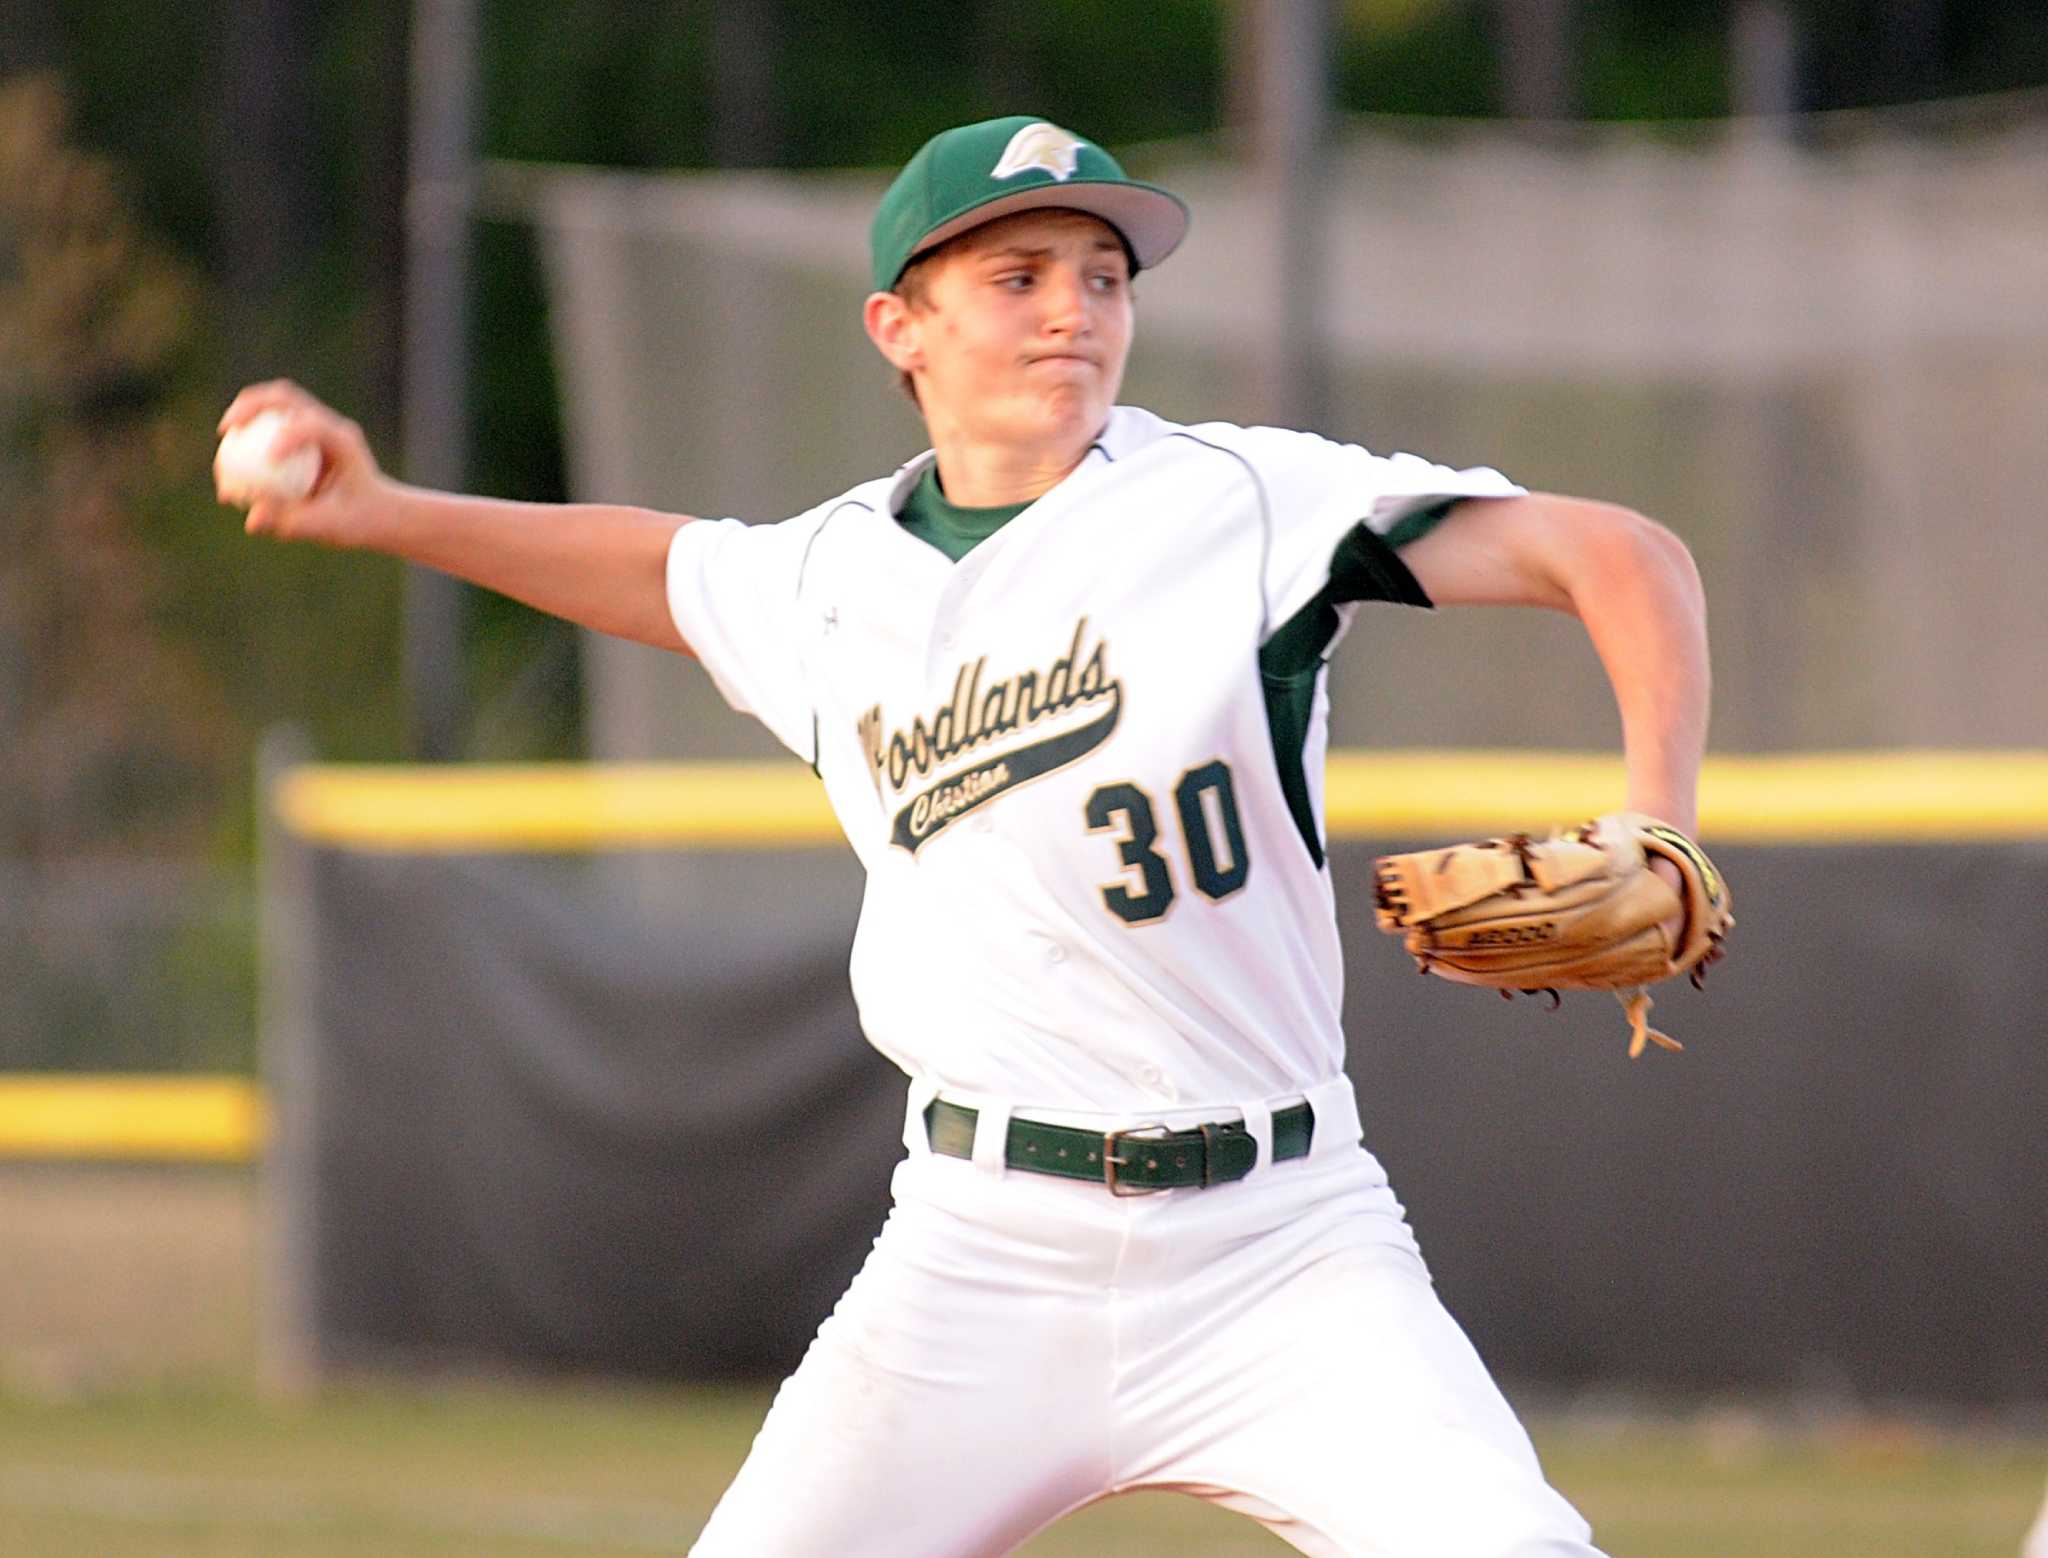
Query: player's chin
1022 376 1110 426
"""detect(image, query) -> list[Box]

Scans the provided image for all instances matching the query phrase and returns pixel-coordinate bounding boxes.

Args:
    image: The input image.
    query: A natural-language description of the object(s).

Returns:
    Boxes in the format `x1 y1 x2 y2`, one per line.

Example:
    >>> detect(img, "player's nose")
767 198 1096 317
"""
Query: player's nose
1038 266 1092 335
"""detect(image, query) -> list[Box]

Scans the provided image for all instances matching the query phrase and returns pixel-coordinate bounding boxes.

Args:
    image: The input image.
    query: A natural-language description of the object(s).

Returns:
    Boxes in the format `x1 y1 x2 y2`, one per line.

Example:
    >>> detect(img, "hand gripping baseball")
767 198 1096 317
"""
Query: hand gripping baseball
1371 812 1733 1058
215 380 384 547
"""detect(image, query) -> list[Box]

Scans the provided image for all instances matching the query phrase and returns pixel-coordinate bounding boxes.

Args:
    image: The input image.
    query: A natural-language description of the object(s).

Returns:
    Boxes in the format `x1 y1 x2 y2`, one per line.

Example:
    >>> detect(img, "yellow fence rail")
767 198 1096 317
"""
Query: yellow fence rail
272 750 2048 851
0 1075 265 1162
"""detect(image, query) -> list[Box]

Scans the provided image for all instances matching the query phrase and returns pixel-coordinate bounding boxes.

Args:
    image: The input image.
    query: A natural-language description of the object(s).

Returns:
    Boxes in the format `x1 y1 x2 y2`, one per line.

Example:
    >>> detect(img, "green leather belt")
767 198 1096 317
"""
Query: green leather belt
924 1097 1315 1195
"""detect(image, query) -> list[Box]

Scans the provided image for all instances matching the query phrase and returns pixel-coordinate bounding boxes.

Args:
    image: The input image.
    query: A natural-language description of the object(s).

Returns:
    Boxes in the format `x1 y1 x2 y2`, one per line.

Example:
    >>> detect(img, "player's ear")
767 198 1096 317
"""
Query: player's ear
864 290 923 374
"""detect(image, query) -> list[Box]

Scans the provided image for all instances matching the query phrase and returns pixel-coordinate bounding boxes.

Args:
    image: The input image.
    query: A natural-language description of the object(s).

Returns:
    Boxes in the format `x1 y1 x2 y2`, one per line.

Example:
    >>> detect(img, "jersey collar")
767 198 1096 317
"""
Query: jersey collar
885 407 1157 517
885 449 940 517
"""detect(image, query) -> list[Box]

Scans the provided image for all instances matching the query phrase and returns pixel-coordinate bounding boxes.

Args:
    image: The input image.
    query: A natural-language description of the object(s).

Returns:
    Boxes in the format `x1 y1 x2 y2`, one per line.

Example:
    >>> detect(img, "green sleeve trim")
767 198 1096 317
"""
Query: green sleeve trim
1261 520 1434 677
1260 660 1329 868
1380 496 1462 550
1258 519 1434 869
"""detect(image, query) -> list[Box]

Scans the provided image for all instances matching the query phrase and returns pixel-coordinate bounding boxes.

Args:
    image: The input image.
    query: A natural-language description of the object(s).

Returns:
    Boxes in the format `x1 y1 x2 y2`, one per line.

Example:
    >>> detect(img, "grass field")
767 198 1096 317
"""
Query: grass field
5 1383 2046 1556
3 1166 2043 1555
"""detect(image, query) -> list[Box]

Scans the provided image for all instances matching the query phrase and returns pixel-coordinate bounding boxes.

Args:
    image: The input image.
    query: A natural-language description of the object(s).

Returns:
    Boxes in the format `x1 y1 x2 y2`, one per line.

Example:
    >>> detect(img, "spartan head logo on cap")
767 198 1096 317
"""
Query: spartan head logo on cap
991 122 1085 182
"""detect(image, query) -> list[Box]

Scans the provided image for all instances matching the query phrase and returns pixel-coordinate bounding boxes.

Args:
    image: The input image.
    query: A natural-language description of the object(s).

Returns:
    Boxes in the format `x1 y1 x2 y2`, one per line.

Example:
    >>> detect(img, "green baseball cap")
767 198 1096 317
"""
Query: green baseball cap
870 115 1190 292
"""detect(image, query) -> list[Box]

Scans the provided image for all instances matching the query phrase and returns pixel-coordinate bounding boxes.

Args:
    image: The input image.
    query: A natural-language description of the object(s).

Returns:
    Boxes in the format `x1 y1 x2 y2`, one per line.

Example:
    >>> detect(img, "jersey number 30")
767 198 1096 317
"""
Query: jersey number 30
1085 759 1250 925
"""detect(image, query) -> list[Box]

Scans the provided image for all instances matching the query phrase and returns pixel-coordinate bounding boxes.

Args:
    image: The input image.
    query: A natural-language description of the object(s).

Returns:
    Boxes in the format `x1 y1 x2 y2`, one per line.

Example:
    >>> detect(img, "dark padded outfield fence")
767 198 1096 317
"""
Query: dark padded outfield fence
260 756 2048 1407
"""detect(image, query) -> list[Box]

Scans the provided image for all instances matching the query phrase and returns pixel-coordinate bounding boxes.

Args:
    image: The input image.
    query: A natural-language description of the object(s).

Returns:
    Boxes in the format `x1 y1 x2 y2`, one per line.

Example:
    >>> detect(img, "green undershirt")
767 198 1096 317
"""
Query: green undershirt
896 468 1455 868
898 467 1029 562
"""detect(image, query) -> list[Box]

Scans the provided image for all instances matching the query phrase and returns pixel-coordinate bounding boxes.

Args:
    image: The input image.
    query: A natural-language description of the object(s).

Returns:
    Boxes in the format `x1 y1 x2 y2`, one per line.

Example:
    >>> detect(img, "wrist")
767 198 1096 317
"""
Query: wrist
347 476 432 555
1627 796 1698 838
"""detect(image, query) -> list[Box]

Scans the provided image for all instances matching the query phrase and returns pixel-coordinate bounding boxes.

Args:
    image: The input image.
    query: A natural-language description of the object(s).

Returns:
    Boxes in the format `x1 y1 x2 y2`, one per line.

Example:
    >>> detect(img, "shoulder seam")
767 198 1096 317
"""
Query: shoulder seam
795 497 871 597
796 498 872 770
1167 429 1273 644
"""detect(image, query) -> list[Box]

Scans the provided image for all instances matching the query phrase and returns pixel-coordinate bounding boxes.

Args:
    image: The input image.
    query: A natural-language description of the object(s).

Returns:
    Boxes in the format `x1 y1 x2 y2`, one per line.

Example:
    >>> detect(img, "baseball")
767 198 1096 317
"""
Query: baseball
214 410 320 505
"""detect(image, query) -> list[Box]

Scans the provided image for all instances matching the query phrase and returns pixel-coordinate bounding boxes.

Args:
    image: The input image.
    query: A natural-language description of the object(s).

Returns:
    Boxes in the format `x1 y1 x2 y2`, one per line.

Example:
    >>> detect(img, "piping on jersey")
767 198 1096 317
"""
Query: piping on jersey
1163 431 1444 873
793 496 875 773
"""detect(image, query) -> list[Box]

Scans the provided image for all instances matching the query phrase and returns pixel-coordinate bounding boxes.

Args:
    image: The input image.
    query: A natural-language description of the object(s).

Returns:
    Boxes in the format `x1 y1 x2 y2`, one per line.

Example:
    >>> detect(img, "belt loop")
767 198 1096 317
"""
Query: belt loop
903 1077 941 1156
970 1099 1013 1176
1303 1077 1362 1161
1240 1100 1274 1175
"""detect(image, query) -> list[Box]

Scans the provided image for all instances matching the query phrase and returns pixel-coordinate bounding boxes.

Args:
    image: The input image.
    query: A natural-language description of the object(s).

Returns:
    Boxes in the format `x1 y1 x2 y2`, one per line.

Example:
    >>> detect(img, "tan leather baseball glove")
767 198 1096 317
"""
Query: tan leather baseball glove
1371 812 1733 1058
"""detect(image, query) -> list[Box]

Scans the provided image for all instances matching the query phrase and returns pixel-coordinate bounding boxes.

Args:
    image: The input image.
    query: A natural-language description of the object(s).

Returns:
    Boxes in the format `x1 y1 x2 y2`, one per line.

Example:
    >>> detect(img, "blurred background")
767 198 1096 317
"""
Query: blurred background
3 3 2047 1554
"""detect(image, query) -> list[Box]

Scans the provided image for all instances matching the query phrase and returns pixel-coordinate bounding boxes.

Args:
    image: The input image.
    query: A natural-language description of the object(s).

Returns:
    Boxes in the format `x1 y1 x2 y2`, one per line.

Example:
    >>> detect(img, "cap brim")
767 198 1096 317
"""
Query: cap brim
906 180 1189 274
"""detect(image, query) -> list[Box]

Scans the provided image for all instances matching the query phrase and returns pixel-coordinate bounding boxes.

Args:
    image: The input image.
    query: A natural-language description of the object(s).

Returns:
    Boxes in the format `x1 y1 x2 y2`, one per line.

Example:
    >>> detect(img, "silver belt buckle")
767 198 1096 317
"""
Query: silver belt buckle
1102 1123 1173 1196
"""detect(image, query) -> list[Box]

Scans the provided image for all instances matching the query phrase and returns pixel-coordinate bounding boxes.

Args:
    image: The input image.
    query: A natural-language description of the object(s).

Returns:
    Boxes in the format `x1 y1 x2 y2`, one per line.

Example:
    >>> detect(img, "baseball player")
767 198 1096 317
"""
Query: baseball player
220 116 1711 1556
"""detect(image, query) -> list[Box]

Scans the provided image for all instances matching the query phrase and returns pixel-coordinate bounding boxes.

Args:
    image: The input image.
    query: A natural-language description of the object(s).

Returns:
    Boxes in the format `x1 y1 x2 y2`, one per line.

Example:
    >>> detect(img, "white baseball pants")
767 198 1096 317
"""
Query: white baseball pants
2024 1475 2048 1558
691 1081 1603 1557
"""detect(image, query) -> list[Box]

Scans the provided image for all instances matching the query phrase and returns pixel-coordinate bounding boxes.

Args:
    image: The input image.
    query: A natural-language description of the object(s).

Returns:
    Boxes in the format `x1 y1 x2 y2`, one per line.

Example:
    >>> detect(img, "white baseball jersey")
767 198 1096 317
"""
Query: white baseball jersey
665 406 1522 1111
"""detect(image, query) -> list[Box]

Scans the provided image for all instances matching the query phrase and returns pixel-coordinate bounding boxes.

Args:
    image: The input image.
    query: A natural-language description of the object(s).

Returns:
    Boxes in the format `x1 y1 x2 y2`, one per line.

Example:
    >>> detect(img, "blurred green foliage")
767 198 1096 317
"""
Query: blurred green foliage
0 75 226 861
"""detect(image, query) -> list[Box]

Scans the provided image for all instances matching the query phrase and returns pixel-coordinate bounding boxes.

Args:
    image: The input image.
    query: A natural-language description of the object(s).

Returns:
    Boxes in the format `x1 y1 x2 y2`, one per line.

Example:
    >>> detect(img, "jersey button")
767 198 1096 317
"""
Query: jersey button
1044 941 1065 965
